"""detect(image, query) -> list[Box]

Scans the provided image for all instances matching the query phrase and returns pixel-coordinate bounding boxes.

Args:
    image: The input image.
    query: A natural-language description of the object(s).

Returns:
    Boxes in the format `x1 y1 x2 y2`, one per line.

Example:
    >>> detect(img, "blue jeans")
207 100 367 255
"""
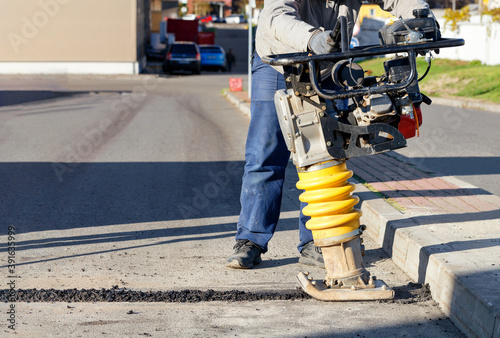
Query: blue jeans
235 53 313 253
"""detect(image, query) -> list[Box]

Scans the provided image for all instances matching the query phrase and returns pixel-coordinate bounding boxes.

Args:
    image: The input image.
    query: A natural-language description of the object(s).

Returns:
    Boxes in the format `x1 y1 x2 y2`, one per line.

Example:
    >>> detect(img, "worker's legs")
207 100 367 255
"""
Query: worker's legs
298 201 312 252
234 53 313 252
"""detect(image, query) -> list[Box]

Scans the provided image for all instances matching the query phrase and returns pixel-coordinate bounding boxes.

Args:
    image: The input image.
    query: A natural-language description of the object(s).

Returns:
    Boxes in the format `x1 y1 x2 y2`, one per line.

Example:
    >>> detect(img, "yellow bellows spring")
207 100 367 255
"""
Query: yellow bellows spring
297 161 362 242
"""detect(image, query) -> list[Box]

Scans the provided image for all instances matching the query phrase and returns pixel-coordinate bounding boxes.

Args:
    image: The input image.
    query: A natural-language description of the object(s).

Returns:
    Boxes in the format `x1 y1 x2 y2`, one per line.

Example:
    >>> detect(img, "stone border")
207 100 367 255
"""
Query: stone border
223 89 250 116
356 180 500 338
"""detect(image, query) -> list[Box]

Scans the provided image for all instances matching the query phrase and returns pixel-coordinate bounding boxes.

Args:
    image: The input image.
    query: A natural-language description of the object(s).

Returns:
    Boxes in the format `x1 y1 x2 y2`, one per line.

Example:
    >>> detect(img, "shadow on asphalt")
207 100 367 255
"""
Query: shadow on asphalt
391 156 500 177
1 156 498 250
254 257 298 269
0 229 234 268
0 161 302 250
0 91 87 107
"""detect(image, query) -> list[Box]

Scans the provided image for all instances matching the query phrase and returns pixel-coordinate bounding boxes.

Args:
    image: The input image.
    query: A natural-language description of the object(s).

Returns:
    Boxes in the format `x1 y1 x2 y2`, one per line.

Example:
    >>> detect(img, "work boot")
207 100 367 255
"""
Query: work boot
226 240 263 269
299 241 325 269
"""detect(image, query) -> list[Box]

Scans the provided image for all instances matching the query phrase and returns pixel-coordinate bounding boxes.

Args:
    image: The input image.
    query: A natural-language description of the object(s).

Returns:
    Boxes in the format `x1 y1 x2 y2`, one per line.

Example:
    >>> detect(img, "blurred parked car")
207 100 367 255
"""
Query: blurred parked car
224 14 246 24
163 42 201 74
145 44 167 62
199 45 226 72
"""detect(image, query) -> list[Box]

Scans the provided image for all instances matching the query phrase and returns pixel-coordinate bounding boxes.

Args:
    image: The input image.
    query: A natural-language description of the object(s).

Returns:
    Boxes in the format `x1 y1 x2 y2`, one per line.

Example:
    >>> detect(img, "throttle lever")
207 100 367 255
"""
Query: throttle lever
329 20 342 51
422 94 432 105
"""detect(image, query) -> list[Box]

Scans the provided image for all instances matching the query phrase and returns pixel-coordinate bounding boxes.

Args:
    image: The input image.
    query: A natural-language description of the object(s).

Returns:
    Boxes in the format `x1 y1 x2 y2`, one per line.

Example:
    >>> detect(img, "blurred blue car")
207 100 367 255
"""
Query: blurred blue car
199 45 227 72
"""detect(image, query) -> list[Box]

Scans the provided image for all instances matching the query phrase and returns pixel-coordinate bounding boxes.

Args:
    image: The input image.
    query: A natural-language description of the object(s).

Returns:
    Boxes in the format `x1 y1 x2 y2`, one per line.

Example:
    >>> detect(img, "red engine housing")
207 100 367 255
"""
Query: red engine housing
398 105 422 139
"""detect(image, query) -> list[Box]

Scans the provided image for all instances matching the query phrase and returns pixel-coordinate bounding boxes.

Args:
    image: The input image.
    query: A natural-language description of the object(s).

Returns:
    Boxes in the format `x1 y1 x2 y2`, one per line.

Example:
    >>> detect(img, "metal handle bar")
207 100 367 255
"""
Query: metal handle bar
260 38 464 66
308 51 417 100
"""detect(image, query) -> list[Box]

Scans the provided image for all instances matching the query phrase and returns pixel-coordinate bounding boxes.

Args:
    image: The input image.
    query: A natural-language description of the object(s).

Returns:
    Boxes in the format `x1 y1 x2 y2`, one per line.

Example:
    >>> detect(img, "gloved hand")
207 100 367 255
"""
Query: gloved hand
308 30 338 55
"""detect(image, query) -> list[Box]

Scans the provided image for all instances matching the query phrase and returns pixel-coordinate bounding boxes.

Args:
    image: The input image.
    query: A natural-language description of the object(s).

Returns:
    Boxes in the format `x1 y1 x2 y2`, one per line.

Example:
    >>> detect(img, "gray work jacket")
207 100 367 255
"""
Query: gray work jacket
255 0 429 58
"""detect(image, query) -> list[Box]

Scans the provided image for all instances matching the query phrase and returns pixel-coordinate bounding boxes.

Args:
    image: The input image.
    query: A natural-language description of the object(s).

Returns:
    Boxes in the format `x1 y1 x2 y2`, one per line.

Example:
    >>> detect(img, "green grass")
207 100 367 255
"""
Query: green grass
358 57 500 103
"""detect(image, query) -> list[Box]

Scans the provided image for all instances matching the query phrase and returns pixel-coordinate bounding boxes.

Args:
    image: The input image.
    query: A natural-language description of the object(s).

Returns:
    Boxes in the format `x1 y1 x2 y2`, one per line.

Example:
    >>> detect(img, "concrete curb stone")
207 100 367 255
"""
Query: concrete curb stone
223 89 250 116
352 151 500 338
431 97 500 114
356 178 500 338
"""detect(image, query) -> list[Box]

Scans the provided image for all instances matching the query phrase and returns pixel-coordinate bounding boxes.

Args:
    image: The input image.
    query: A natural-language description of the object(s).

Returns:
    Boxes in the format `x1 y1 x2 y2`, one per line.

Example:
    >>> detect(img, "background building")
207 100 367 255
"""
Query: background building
151 0 178 32
0 0 150 74
0 0 495 75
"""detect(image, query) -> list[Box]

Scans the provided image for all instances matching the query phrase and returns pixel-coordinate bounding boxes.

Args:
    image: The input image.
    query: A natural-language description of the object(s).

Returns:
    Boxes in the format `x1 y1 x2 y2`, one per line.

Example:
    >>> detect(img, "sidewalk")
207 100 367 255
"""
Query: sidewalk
225 90 500 338
351 154 500 338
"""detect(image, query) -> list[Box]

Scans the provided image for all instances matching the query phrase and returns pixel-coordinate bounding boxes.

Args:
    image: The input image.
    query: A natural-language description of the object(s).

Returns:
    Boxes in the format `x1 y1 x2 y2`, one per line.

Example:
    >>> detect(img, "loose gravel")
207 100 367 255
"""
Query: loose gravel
0 283 431 303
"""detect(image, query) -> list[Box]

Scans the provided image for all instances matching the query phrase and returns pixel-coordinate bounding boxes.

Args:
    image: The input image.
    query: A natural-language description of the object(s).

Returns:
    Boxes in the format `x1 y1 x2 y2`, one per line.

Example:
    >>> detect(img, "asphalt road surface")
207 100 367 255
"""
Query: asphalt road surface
0 73 465 337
